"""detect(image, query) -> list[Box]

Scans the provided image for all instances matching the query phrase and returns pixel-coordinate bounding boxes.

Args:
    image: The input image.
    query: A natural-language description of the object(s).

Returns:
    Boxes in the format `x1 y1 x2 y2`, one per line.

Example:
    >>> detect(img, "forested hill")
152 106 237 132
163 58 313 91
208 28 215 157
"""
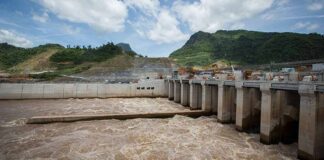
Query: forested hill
0 42 137 70
169 30 324 66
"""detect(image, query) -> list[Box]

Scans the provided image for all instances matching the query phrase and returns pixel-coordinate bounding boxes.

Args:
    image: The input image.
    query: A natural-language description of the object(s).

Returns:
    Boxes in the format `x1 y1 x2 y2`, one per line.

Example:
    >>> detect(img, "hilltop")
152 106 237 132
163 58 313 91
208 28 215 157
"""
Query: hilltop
117 43 135 53
169 30 324 67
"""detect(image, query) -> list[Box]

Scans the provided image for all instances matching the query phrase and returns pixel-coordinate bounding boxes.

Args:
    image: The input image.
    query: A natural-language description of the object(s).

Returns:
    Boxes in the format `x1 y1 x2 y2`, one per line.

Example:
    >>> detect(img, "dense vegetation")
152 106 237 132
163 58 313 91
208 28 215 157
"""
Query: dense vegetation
0 42 137 80
0 42 134 70
49 42 126 64
117 43 132 52
0 43 63 69
169 30 324 66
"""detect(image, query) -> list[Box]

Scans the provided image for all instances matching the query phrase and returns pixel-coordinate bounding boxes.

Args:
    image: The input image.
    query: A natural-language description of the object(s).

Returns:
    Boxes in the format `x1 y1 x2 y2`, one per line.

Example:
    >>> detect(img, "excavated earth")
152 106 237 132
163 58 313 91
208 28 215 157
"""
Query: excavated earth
0 98 297 160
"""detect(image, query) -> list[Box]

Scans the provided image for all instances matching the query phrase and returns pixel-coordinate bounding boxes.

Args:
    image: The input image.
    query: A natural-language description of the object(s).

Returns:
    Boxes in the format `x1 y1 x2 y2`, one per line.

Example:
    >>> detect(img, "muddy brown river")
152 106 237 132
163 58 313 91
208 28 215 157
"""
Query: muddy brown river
0 98 297 160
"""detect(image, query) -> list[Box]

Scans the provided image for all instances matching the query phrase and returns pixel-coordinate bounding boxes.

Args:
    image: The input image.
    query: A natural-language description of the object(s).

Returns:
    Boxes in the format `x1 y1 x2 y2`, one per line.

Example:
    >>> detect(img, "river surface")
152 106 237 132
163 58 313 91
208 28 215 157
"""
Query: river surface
0 98 297 160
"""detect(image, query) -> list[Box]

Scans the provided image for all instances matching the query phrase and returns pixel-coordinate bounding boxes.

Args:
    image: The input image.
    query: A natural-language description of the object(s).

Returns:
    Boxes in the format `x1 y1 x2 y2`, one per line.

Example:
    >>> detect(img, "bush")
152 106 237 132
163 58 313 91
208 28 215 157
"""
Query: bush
49 49 83 64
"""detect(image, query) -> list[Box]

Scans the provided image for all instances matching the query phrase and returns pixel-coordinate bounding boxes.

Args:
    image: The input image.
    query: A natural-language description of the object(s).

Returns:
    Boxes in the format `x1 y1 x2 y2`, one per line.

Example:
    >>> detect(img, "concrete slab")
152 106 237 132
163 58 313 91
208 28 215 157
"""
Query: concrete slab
107 84 131 97
27 110 211 124
97 84 108 98
63 84 77 98
43 84 64 99
21 84 44 99
76 84 98 98
0 83 23 99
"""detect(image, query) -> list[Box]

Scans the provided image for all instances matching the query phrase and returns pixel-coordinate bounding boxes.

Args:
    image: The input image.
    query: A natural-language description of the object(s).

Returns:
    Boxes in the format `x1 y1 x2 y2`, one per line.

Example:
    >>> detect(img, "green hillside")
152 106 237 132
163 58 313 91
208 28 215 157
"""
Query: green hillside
169 30 324 66
0 43 63 69
0 42 135 80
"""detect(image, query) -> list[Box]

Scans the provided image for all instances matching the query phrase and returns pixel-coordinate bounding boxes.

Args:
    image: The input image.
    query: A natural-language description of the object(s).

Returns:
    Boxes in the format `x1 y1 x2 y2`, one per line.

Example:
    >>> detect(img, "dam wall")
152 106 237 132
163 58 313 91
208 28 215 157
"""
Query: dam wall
1 78 323 159
166 79 324 160
0 80 166 99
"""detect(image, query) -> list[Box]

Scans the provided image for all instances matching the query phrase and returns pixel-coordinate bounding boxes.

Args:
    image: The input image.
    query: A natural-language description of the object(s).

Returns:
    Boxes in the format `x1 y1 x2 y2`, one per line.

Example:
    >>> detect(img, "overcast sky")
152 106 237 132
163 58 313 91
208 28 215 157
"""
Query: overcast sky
0 0 323 57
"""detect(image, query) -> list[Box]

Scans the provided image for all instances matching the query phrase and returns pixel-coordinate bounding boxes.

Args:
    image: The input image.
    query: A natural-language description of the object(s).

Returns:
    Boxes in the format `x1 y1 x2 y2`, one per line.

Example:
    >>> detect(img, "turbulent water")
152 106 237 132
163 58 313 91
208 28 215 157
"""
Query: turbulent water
0 98 297 160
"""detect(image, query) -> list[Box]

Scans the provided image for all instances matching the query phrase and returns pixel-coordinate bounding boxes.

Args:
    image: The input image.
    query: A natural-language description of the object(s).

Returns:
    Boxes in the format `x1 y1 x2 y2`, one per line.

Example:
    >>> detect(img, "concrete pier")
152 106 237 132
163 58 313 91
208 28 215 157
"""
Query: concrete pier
180 79 190 107
173 80 181 103
189 80 202 110
164 80 169 97
217 81 236 123
168 80 174 100
260 83 300 144
235 82 261 132
260 83 278 144
298 84 324 160
202 81 218 113
172 79 324 160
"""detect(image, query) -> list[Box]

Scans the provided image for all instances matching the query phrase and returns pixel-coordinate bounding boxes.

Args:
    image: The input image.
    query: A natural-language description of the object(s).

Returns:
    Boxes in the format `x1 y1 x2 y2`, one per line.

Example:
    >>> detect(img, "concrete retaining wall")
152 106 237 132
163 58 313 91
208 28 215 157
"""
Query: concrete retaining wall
0 80 166 99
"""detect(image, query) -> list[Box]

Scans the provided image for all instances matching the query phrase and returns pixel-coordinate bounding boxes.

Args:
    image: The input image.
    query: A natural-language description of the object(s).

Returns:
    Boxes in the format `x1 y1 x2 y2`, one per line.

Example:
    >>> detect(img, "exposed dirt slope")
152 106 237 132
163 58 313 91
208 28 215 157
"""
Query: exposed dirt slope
9 49 59 73
52 54 174 82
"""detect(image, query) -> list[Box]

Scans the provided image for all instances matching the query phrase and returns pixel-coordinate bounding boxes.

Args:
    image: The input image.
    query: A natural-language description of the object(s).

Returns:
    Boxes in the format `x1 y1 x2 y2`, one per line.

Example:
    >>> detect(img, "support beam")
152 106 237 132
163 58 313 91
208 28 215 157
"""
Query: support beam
173 80 181 103
164 80 169 97
235 82 248 131
168 80 174 100
189 81 198 110
298 84 324 160
197 84 202 110
236 82 261 132
202 81 212 112
180 80 190 107
211 85 218 114
217 81 236 123
260 83 284 144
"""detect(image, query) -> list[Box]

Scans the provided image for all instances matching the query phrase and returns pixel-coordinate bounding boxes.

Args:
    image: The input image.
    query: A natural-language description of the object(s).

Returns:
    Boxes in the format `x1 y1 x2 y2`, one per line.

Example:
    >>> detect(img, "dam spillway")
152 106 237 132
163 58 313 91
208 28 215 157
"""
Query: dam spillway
0 79 323 159
165 79 324 160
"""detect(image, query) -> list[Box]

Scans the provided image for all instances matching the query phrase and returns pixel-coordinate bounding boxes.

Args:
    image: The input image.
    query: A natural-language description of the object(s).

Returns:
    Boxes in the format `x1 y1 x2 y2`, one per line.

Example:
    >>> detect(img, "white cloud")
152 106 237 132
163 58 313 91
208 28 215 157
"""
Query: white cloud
61 24 81 35
230 23 246 30
37 0 128 32
0 29 33 48
32 11 49 23
173 0 274 32
127 1 188 44
147 10 189 44
293 22 310 29
307 2 323 11
292 22 320 31
276 0 290 6
307 23 320 30
125 0 160 17
128 16 153 37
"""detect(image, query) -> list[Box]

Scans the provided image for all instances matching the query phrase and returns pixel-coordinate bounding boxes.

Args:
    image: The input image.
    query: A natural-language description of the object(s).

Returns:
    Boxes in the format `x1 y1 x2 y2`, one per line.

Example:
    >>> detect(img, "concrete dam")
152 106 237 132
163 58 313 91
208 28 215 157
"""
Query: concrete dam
0 79 323 159
166 79 324 160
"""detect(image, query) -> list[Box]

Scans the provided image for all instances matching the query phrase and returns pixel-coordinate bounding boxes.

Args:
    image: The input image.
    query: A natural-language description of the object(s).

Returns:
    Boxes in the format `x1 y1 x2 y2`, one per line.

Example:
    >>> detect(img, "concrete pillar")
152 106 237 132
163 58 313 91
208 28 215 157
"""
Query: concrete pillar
180 80 189 107
260 83 283 144
164 80 169 97
235 82 248 131
189 80 198 110
202 81 212 112
298 84 324 160
236 82 261 132
217 81 236 123
211 85 218 114
197 84 202 109
173 80 181 103
168 80 174 100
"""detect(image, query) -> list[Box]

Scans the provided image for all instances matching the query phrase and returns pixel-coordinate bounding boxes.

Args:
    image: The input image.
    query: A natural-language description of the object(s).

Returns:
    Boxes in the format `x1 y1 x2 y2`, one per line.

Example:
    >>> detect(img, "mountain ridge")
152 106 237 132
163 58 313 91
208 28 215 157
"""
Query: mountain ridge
169 30 324 66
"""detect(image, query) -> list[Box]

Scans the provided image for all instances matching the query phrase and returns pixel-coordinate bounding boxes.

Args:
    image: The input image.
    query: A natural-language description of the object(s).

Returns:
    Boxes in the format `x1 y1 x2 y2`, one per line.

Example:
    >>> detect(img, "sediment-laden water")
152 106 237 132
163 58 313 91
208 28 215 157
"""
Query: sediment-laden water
0 98 297 160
